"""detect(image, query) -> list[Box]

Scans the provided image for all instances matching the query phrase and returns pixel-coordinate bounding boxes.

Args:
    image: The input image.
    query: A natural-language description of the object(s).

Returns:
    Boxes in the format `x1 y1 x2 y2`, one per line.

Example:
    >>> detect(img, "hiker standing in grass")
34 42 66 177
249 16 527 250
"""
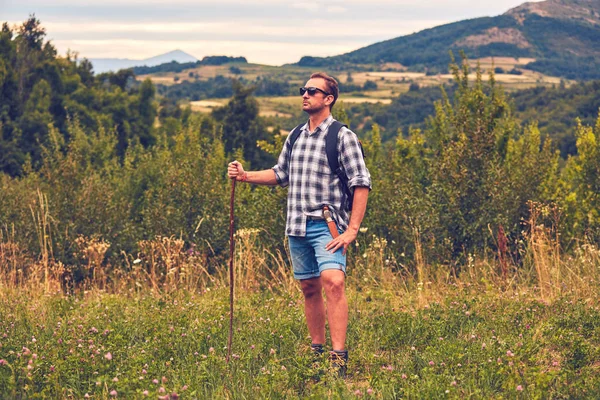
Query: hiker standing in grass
227 72 371 377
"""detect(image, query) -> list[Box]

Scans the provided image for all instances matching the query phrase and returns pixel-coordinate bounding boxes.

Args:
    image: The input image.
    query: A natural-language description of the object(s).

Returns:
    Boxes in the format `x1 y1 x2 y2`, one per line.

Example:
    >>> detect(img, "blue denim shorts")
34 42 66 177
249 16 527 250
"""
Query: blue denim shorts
288 220 346 280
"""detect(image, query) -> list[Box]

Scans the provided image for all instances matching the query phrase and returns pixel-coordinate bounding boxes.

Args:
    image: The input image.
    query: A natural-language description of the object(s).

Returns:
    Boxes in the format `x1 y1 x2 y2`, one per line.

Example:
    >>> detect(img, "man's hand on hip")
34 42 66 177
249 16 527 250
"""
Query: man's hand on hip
325 229 358 256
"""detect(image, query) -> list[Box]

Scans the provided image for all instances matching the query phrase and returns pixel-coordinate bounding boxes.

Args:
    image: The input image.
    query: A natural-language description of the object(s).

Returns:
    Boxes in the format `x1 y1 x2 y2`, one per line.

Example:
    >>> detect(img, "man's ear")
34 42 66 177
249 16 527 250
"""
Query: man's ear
325 95 334 107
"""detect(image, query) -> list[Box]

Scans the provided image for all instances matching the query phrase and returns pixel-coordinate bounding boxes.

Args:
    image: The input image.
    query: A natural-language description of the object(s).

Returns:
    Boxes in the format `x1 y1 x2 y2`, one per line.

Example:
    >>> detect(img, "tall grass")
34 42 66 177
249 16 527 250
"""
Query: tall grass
3 208 599 305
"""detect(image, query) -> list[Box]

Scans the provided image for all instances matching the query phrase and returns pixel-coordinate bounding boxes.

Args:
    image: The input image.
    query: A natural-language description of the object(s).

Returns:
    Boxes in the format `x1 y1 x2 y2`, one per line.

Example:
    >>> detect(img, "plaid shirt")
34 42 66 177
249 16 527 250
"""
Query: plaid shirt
272 115 372 237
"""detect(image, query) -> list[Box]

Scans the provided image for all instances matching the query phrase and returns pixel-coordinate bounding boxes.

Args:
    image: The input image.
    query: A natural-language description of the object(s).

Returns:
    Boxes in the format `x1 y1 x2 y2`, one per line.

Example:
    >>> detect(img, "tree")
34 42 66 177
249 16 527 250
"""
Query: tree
212 81 274 168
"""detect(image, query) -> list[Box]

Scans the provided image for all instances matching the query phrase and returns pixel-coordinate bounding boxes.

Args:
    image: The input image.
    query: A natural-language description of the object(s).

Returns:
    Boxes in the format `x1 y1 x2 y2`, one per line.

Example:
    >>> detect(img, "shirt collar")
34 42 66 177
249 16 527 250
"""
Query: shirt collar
302 115 334 135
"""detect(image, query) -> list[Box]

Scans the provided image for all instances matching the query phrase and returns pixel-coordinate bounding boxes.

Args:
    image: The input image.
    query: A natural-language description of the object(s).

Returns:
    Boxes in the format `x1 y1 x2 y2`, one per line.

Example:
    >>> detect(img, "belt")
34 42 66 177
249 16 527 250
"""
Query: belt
306 215 325 221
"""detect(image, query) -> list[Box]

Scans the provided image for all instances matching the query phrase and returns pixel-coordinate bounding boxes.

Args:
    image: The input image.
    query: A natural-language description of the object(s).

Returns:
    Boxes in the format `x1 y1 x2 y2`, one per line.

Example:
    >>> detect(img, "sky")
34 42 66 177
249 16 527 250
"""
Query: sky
4 0 542 66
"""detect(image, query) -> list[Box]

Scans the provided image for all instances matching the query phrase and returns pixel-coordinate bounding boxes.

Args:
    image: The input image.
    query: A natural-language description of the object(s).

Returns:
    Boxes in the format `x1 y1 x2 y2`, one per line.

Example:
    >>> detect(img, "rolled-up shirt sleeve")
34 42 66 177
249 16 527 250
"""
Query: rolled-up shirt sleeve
339 128 372 191
272 134 292 187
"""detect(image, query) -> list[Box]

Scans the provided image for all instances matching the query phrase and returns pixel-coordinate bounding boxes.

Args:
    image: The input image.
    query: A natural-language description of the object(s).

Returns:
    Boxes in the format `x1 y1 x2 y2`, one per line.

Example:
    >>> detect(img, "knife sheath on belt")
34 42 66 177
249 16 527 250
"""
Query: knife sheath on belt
323 206 340 238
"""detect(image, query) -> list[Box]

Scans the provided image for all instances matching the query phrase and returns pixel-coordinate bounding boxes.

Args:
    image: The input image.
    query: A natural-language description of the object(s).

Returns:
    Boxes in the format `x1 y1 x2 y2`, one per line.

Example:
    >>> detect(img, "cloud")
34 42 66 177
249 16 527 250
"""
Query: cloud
38 19 439 39
326 6 347 13
291 2 320 12
52 38 366 65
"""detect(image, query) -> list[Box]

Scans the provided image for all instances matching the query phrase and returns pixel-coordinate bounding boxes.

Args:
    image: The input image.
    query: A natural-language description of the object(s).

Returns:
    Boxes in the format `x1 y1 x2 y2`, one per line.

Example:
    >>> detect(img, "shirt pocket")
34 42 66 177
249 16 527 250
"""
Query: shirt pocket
311 160 337 202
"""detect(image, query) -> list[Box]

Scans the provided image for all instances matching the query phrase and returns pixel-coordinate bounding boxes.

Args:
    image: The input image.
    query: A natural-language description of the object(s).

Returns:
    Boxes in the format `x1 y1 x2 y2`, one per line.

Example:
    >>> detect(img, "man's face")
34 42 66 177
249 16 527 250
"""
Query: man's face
301 77 333 114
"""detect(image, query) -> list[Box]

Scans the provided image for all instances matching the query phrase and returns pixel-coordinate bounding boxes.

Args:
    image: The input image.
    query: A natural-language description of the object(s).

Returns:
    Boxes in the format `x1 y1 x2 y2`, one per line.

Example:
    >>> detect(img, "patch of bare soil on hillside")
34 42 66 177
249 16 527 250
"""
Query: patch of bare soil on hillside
454 27 531 49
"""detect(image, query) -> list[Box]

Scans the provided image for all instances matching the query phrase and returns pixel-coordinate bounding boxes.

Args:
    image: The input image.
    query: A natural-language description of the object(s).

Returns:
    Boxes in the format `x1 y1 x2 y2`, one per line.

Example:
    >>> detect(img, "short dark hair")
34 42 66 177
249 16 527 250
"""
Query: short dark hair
310 72 339 110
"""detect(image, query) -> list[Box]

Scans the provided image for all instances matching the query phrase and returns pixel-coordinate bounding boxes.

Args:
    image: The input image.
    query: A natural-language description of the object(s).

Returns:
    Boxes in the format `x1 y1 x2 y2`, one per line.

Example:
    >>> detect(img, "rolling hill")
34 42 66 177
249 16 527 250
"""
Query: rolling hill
297 0 600 80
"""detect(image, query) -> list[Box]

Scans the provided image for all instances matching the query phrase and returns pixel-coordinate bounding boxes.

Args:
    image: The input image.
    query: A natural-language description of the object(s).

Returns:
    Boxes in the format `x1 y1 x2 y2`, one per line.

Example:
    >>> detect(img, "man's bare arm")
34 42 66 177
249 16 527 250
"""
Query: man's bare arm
325 187 370 255
227 161 278 186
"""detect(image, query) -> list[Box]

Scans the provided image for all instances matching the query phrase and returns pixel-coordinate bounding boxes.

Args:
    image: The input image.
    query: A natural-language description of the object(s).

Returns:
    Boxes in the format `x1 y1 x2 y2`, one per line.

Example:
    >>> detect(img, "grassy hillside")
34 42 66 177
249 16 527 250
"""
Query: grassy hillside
296 0 600 80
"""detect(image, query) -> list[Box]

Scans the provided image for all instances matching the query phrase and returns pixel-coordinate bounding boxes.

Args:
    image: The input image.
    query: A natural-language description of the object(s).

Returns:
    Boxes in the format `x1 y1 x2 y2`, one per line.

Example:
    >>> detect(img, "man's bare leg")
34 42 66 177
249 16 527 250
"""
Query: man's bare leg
300 277 326 345
320 269 348 350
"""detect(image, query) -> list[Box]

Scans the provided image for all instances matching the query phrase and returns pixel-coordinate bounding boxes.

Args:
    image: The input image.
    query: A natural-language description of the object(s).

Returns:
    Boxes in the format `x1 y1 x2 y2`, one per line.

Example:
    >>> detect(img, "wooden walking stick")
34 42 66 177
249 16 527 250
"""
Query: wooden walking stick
227 178 236 363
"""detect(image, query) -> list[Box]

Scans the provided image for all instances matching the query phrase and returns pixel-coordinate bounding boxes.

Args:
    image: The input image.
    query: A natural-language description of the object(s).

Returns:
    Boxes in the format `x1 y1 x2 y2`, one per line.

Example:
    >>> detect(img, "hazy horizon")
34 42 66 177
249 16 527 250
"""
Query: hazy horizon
5 0 543 66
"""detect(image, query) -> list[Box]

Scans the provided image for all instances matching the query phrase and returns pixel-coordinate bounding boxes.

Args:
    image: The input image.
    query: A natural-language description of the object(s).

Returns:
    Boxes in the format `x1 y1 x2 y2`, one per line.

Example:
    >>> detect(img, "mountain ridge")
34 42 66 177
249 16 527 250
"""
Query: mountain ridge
295 0 600 80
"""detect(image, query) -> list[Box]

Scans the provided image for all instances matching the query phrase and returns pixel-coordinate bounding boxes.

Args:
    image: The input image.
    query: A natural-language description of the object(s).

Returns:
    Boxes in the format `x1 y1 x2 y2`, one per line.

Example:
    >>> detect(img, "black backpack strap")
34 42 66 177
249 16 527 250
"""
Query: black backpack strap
288 124 303 157
326 121 354 210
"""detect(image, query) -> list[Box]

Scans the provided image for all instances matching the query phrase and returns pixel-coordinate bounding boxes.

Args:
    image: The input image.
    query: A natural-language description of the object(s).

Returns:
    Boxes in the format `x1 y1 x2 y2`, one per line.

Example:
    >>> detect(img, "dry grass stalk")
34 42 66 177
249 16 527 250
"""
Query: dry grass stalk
74 236 111 289
525 201 562 302
30 189 53 293
137 236 217 293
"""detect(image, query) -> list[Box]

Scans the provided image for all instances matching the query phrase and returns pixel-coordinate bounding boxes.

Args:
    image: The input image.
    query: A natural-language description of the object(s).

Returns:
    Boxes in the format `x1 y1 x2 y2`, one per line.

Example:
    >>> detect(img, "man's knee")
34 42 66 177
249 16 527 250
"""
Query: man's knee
321 269 346 298
300 278 322 299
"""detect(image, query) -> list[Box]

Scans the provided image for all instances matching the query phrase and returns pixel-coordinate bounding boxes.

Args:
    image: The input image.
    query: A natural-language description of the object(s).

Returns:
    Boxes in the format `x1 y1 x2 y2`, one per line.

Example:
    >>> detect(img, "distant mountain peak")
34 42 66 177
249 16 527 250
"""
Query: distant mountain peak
90 50 198 74
142 50 198 65
507 0 600 25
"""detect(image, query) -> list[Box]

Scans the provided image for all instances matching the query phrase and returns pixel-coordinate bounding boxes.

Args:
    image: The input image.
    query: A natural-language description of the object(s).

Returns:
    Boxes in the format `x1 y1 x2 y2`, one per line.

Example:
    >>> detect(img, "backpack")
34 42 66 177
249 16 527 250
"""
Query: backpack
288 120 365 211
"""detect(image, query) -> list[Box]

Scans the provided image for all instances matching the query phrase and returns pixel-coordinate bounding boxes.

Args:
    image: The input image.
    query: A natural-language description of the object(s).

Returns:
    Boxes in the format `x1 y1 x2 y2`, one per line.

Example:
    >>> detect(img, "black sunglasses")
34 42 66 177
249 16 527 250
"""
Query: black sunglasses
299 86 330 97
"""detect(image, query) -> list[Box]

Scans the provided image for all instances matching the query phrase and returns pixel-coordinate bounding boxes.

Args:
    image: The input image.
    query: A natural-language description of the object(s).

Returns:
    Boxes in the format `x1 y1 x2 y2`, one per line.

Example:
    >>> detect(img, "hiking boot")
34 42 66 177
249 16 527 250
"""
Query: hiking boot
329 350 348 378
310 344 325 362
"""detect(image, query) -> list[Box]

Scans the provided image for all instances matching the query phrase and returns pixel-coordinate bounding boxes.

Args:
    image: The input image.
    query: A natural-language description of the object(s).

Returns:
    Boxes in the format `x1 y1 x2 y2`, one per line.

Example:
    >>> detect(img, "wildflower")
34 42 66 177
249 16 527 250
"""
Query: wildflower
250 345 255 350
516 385 523 391
152 379 159 384
90 327 98 334
367 388 373 394
451 381 457 386
507 350 514 357
84 394 90 398
354 389 362 396
482 342 486 349
109 390 117 397
171 393 179 400
0 360 6 366
181 385 188 391
113 377 119 382
159 387 166 393
133 259 142 264
142 369 147 374
142 390 149 396
411 346 416 351
208 347 214 353
162 376 168 383
429 361 435 366
105 352 112 360
281 366 287 371
270 348 276 355
401 373 408 379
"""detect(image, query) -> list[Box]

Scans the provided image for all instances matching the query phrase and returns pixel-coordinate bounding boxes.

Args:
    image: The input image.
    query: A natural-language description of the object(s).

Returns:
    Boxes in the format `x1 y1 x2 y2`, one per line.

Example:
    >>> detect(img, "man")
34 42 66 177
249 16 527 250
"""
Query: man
227 72 371 377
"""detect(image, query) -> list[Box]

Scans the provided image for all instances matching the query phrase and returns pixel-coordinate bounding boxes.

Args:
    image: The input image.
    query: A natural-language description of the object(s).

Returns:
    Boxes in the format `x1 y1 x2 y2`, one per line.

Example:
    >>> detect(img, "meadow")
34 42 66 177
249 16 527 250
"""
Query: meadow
2 228 600 399
3 25 600 398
